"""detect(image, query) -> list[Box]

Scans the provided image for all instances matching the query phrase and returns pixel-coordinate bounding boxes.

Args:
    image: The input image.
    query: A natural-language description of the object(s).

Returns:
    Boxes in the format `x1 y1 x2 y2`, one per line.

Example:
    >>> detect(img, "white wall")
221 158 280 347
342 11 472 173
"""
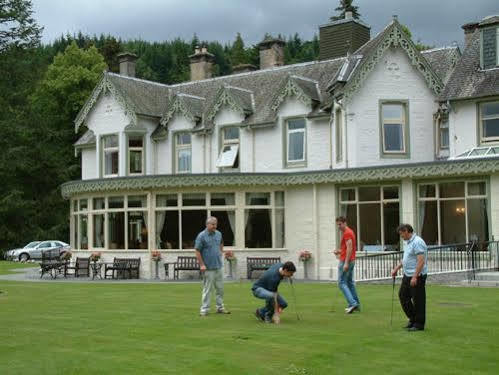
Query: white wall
347 47 438 168
81 149 97 179
449 101 477 157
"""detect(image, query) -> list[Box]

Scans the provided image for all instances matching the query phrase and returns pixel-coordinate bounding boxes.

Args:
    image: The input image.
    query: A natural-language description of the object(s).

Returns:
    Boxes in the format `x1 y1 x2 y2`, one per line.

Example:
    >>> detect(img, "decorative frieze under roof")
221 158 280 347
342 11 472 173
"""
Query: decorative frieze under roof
160 93 205 127
270 75 321 112
206 85 254 123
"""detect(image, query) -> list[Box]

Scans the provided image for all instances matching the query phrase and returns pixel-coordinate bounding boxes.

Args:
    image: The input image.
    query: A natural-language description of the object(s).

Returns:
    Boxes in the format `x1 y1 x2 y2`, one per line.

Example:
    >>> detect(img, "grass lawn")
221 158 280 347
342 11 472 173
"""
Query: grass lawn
0 261 39 275
0 261 498 375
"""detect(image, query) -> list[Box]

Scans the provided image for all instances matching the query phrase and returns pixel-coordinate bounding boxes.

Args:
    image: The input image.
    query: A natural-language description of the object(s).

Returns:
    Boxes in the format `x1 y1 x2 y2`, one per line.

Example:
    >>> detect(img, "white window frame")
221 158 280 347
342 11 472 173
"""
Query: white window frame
417 180 488 245
128 136 144 176
175 132 192 174
479 100 499 143
381 102 407 155
286 118 306 166
216 127 240 169
436 114 449 151
101 134 119 177
339 185 401 252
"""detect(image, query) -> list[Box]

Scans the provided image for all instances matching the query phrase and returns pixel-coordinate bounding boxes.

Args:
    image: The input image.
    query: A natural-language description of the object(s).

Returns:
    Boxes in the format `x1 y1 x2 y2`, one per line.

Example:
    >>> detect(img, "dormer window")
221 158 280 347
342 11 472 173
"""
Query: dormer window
102 134 119 177
216 127 240 169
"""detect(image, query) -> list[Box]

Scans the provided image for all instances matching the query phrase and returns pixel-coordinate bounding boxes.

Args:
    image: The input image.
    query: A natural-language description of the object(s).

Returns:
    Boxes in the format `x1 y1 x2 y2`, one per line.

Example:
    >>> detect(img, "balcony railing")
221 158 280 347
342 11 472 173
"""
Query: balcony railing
354 241 499 281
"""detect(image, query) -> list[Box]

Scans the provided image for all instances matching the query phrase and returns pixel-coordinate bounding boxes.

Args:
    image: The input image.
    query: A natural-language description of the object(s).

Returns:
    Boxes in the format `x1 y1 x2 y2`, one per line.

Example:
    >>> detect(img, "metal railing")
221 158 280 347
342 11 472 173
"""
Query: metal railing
354 241 499 281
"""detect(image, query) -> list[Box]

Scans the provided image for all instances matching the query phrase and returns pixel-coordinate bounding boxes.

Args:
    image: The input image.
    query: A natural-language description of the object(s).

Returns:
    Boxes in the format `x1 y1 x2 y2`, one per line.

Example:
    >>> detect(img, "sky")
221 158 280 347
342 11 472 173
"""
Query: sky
32 0 498 48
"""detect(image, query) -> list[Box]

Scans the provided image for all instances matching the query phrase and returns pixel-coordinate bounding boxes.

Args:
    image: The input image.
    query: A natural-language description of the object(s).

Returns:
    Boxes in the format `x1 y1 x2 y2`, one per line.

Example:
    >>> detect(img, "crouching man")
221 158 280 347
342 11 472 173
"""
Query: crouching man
252 261 296 323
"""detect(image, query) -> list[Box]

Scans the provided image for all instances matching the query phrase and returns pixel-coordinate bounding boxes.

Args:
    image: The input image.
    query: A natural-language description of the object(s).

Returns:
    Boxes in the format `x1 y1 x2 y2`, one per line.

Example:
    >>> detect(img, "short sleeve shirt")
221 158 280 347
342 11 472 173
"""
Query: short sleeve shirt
194 229 223 270
402 234 428 277
340 227 357 261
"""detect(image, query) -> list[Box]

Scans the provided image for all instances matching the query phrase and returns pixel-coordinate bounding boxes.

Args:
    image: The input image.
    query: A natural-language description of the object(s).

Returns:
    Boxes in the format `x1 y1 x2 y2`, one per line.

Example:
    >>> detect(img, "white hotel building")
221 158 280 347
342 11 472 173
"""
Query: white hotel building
62 13 499 279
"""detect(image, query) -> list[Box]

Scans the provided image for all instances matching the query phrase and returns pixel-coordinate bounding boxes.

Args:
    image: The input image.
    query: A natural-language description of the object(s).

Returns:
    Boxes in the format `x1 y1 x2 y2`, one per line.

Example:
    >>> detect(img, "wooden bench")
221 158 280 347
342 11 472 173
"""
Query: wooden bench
246 257 281 279
65 257 90 278
173 256 201 280
104 258 141 279
39 249 67 279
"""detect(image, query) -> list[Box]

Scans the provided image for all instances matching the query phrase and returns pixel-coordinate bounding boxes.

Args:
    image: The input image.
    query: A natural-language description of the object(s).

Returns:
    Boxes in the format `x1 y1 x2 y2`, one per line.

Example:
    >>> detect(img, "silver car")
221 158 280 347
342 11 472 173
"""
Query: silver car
6 241 70 262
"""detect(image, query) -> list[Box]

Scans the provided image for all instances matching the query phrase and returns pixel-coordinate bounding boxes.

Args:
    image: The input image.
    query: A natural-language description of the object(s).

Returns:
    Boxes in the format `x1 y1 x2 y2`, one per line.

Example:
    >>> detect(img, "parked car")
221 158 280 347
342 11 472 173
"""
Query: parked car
5 241 70 262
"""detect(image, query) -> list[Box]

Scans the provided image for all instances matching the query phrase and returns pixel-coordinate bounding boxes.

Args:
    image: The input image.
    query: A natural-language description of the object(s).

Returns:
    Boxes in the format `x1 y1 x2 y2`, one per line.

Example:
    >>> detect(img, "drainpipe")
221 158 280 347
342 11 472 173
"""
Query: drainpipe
313 184 320 280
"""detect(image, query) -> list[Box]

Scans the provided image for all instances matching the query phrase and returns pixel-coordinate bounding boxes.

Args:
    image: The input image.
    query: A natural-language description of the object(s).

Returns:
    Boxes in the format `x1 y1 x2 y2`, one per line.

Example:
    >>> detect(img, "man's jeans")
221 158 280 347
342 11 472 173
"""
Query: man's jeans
200 268 224 314
252 287 288 319
338 261 360 308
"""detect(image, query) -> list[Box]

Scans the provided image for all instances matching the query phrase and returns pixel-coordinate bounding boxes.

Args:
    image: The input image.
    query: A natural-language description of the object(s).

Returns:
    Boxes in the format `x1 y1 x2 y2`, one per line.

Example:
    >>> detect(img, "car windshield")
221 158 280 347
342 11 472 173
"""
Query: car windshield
24 241 41 248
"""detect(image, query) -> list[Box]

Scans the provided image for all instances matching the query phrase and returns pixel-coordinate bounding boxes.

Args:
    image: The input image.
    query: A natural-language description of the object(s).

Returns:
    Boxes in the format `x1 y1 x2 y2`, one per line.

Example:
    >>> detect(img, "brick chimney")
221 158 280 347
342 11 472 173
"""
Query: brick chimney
319 12 370 60
189 46 215 81
258 37 285 69
461 22 479 47
118 52 138 77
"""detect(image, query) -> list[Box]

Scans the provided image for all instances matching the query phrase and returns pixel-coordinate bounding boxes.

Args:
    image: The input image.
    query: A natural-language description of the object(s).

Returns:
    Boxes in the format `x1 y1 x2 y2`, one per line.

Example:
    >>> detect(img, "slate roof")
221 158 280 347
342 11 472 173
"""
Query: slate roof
421 46 461 84
439 30 499 101
74 129 96 148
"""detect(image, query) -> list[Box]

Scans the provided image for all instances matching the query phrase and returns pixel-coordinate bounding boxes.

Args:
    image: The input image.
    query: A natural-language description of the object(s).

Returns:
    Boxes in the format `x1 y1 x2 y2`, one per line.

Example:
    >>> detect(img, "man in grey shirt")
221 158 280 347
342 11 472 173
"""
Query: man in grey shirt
195 216 230 316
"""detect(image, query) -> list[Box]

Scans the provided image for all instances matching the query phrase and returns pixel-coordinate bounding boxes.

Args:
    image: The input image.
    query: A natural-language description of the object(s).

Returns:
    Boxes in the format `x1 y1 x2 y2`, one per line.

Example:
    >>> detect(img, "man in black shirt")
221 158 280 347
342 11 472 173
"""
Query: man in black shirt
252 261 296 323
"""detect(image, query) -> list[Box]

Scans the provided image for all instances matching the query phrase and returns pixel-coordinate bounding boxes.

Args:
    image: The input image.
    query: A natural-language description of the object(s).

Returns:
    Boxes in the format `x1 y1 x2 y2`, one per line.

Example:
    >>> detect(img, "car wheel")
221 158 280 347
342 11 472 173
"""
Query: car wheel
19 253 30 262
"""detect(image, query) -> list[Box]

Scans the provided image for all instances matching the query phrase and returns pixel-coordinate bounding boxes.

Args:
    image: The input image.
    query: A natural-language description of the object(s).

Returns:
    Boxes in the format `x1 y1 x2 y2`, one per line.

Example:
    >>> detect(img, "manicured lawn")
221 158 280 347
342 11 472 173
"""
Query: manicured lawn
0 260 38 275
0 262 498 374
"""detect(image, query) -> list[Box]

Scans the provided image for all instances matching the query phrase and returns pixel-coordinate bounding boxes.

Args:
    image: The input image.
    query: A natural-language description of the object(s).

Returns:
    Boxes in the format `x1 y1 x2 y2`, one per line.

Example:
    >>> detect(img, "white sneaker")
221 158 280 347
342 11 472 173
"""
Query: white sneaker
345 305 357 314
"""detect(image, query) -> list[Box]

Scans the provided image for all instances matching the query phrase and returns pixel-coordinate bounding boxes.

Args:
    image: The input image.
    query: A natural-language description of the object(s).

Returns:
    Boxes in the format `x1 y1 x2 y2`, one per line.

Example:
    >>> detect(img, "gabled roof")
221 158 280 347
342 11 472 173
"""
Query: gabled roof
206 85 254 124
270 75 321 112
421 46 461 85
160 93 205 126
329 18 444 99
75 72 170 132
439 30 499 101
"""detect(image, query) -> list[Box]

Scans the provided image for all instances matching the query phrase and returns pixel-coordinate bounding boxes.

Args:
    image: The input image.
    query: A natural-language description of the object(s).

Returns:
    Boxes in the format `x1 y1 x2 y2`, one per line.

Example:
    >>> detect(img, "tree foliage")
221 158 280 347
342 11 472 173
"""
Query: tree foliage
331 0 361 21
0 0 42 52
400 24 434 51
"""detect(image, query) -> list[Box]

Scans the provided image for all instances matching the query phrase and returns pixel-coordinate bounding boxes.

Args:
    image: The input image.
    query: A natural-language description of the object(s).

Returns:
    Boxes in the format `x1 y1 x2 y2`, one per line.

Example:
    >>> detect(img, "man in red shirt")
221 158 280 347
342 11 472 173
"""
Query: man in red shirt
334 216 360 314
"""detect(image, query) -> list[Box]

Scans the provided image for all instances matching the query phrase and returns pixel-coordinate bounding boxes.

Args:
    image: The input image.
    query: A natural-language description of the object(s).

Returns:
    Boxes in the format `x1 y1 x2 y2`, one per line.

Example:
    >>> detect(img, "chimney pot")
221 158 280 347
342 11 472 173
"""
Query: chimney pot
118 52 138 77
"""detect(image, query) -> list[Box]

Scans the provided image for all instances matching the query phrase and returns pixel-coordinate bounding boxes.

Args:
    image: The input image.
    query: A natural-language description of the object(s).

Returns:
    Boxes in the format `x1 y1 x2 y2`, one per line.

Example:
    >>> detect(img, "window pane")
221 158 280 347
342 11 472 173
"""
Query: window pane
93 214 104 248
340 205 357 238
275 191 285 207
275 209 285 248
177 133 191 145
383 202 400 251
108 212 125 249
128 195 147 208
105 151 119 175
383 186 399 200
440 200 466 244
382 104 403 119
103 135 118 148
419 201 438 246
359 204 381 251
156 211 179 249
182 193 205 206
129 150 142 174
129 138 143 148
93 198 105 210
481 101 499 117
182 210 207 249
177 149 191 172
245 209 272 248
211 210 235 246
156 194 178 207
440 182 464 198
468 182 486 196
108 196 124 209
384 123 404 151
79 199 88 211
246 193 270 206
224 127 239 140
483 118 499 138
419 184 436 198
128 211 148 249
440 128 449 148
288 118 305 130
288 131 304 161
358 187 380 201
340 189 356 202
79 215 88 249
467 199 489 242
211 193 235 206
